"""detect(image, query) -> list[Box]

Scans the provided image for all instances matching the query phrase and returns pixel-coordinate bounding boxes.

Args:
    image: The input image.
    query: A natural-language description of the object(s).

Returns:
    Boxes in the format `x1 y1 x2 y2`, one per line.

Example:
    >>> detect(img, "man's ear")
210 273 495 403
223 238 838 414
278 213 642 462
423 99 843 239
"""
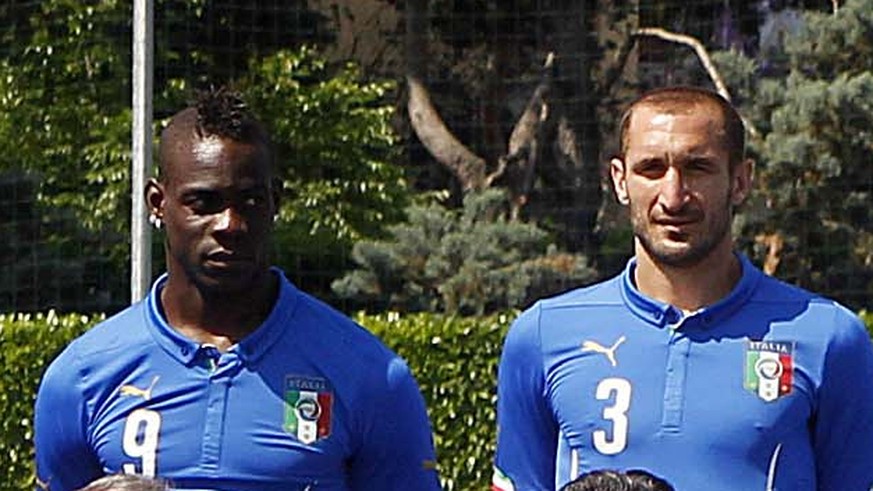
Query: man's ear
730 158 754 206
610 157 629 205
145 178 165 218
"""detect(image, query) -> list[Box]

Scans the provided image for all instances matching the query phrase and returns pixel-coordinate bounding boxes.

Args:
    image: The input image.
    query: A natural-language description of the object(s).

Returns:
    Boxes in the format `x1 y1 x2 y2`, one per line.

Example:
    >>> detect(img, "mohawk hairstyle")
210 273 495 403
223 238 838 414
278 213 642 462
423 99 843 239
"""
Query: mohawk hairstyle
157 86 275 181
194 86 257 141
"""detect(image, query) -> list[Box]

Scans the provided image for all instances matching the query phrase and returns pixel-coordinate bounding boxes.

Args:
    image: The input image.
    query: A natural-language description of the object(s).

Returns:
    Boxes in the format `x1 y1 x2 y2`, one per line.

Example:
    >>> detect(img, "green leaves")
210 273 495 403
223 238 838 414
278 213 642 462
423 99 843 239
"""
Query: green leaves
0 4 409 304
360 311 512 491
334 188 597 315
0 311 99 489
713 0 873 308
239 47 410 293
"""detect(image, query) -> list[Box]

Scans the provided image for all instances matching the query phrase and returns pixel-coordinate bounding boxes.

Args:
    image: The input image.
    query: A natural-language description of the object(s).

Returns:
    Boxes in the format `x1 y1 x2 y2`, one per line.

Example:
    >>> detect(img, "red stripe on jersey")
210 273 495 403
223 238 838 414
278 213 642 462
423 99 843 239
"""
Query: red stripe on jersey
317 392 332 437
779 353 793 394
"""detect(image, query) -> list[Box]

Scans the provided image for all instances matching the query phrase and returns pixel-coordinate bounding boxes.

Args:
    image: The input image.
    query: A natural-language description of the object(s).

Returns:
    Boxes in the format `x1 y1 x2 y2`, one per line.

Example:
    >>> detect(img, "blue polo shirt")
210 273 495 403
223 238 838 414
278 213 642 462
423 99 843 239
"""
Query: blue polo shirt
35 269 440 491
494 254 873 491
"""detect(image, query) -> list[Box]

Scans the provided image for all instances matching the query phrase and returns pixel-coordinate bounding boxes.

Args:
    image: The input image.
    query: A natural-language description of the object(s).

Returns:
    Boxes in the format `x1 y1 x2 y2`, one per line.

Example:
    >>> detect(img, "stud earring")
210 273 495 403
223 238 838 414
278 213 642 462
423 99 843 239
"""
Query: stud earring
148 214 163 230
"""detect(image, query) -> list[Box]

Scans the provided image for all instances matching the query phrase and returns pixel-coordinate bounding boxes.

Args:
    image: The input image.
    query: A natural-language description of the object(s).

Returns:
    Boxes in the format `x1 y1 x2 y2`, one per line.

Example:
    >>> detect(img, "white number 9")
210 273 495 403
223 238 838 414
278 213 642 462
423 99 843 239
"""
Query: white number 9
122 409 161 476
592 377 632 455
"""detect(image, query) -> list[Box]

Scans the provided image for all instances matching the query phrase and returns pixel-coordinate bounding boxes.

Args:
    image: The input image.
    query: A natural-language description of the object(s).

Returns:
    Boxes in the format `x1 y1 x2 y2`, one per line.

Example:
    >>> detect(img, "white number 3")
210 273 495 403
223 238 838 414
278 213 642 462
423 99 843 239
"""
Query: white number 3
122 409 161 476
592 378 632 455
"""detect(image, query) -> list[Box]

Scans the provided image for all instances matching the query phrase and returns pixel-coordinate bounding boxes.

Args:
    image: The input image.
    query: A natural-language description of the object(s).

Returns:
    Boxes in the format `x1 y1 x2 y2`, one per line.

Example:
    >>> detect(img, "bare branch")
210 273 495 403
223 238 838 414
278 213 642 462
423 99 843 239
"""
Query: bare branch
634 27 731 102
404 0 487 191
407 76 488 190
633 27 760 140
485 52 555 189
755 232 784 275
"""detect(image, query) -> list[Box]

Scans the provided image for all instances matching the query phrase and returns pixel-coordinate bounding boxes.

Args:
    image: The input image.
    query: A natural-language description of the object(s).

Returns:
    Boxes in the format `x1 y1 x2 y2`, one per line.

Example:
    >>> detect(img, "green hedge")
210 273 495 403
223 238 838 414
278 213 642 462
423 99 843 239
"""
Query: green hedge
0 311 509 490
0 312 101 490
4 310 872 491
359 312 511 490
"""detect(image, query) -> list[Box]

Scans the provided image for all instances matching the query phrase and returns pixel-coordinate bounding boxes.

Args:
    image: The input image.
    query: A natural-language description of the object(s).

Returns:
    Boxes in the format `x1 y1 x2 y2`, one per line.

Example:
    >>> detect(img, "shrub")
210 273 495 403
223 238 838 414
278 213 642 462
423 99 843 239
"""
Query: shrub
334 189 597 315
0 310 508 491
359 312 511 491
3 309 872 490
0 311 99 489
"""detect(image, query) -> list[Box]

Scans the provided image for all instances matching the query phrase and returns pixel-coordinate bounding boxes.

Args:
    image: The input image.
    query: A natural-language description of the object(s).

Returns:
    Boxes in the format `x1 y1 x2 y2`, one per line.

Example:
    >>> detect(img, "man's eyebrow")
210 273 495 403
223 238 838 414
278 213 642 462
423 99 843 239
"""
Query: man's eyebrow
178 185 220 195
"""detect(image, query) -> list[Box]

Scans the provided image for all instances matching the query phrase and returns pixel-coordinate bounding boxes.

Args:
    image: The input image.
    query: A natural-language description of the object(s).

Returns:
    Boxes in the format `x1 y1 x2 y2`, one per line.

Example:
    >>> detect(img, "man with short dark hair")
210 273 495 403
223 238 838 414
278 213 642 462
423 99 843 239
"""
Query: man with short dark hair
35 88 441 491
492 86 873 491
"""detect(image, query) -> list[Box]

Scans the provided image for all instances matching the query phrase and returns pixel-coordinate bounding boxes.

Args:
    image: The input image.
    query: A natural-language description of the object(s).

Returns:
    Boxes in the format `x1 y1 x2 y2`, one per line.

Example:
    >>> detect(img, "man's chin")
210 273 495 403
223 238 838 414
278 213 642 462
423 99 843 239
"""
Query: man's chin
196 265 266 294
645 242 711 269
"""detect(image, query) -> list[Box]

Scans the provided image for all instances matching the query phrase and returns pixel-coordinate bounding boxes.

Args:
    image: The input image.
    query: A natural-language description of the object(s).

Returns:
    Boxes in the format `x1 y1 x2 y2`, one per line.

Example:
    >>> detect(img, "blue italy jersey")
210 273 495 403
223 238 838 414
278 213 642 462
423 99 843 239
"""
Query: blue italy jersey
493 254 873 491
35 269 440 491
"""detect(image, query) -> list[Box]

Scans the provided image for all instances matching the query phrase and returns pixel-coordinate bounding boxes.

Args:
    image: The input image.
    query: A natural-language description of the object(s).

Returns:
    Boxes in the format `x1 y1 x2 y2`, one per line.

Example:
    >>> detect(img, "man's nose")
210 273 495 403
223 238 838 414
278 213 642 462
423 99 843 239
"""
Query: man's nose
658 168 690 211
214 206 247 233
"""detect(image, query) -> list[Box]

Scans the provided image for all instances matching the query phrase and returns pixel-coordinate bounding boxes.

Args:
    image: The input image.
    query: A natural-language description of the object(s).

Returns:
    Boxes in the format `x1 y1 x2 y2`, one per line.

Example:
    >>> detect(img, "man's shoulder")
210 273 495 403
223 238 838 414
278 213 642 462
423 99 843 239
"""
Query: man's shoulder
507 276 623 339
750 273 863 332
289 290 400 363
52 302 151 366
39 302 156 398
751 274 852 315
531 275 624 312
752 273 820 302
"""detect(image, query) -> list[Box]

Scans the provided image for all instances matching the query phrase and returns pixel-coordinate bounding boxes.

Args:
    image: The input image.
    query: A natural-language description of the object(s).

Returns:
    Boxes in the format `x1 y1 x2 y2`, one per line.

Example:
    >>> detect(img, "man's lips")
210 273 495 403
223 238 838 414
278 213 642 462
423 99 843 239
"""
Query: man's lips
654 218 696 226
205 251 254 264
652 209 702 226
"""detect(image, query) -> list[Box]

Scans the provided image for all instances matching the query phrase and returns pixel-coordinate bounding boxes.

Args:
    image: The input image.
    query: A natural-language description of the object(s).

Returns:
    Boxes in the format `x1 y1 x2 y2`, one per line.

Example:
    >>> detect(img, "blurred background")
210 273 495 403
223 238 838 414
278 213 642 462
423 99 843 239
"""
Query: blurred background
0 0 870 316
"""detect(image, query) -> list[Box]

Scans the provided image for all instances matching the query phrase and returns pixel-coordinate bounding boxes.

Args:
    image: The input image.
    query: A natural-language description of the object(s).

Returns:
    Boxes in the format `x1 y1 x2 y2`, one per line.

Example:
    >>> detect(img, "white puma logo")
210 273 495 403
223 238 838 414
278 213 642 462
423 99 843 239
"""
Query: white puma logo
581 336 626 367
119 375 160 401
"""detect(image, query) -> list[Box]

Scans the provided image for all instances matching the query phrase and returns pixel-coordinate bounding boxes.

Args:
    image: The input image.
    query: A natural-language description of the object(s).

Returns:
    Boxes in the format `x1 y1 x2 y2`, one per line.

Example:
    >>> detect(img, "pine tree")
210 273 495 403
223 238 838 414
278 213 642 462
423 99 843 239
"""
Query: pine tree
716 0 873 309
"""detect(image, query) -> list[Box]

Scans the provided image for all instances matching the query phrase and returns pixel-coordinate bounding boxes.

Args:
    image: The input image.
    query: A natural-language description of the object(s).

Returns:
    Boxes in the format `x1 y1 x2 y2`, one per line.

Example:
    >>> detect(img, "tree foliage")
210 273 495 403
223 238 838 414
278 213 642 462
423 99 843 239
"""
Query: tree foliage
0 0 133 311
333 188 597 315
239 48 409 294
0 1 409 309
715 0 873 308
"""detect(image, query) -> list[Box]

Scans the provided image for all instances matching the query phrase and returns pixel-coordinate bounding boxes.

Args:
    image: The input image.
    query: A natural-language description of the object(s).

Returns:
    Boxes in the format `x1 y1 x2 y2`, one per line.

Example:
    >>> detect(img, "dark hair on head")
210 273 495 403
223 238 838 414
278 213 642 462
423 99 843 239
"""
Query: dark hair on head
617 86 746 167
193 86 266 142
560 468 675 491
76 474 172 491
157 86 274 180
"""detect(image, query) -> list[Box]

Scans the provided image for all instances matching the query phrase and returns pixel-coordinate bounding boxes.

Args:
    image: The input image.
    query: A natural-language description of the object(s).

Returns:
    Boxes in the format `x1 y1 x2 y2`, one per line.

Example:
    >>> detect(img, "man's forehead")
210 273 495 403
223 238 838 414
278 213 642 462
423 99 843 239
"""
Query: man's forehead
191 135 227 163
631 101 724 127
161 136 272 187
627 104 726 142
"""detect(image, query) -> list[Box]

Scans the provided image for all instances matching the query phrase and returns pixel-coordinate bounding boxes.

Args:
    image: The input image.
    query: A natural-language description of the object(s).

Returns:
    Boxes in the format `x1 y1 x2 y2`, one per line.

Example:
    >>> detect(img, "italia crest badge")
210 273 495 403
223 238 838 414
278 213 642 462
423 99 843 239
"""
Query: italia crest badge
744 340 794 402
284 375 333 444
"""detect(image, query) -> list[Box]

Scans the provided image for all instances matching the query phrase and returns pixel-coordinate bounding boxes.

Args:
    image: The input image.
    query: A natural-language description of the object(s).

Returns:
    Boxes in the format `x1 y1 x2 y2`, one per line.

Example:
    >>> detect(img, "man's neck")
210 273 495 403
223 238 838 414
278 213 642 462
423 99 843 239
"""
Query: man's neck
633 244 741 312
160 271 279 351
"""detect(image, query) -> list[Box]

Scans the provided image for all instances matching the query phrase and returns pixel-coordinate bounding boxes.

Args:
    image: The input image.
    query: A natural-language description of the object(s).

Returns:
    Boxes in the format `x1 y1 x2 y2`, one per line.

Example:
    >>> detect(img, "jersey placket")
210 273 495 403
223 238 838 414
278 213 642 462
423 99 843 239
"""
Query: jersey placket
661 313 691 432
200 346 241 471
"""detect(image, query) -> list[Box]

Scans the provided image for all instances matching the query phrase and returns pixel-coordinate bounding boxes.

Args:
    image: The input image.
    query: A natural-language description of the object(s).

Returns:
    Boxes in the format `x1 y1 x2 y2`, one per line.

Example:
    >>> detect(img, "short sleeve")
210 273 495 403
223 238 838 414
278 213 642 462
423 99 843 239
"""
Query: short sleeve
34 346 103 491
348 357 441 491
813 307 873 491
494 304 558 491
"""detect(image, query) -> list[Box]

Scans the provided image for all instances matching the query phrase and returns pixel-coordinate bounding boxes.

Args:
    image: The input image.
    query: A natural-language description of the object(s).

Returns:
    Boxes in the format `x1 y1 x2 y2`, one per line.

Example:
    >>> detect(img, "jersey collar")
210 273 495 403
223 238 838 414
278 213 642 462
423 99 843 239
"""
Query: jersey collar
144 267 299 366
620 253 762 329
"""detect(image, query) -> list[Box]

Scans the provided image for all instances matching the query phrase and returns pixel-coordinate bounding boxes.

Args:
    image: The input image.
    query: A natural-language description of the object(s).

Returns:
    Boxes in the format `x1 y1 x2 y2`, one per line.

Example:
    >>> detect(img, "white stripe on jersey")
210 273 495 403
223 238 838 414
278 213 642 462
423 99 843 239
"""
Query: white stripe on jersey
570 449 579 481
766 443 782 491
